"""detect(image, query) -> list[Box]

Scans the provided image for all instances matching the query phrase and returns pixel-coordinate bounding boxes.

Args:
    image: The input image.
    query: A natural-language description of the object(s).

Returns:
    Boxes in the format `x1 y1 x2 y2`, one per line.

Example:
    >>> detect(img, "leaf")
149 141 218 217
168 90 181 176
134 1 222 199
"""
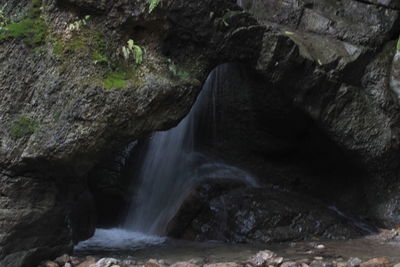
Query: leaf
148 0 161 14
397 37 400 52
122 46 130 60
133 45 143 64
127 39 134 50
85 15 91 20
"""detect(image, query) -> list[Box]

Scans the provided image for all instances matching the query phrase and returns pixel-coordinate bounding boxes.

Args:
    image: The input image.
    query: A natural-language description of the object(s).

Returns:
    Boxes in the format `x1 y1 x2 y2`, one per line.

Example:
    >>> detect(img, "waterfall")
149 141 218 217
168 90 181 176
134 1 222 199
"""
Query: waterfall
124 64 257 235
75 64 257 250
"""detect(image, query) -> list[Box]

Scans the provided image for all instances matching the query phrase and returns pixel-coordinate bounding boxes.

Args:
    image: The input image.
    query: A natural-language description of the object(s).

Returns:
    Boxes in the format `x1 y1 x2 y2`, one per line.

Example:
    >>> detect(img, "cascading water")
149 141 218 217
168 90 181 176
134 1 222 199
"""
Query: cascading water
124 64 257 235
75 64 257 251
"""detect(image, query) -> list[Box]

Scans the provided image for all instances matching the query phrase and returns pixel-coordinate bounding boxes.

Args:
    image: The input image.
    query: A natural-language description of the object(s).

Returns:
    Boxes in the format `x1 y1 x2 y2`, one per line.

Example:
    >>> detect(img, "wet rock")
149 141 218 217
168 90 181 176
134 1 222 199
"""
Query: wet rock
77 256 97 267
170 259 202 267
309 261 331 267
172 187 367 243
54 254 70 266
359 258 389 267
347 258 362 267
203 263 242 267
41 261 59 267
281 261 300 267
247 250 283 266
144 259 168 267
167 178 249 239
0 0 262 265
90 258 120 267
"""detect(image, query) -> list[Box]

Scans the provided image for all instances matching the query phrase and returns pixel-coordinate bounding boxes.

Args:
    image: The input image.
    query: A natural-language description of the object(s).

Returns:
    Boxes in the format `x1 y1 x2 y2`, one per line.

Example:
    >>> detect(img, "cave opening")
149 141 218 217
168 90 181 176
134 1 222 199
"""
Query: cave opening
82 63 376 251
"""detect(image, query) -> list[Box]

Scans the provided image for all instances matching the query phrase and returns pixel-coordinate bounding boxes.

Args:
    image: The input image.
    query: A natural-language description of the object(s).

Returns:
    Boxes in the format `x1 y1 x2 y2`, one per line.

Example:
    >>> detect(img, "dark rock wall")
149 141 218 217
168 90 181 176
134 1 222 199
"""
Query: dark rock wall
0 0 400 265
0 0 261 265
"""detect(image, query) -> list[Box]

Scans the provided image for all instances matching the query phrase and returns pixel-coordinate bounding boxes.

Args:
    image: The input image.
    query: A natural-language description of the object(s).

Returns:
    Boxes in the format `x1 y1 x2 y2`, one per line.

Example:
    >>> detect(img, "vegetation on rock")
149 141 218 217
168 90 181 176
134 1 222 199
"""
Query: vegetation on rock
0 0 47 46
121 39 143 65
148 0 161 13
397 37 400 51
68 15 91 32
10 116 38 139
168 59 190 81
103 71 128 89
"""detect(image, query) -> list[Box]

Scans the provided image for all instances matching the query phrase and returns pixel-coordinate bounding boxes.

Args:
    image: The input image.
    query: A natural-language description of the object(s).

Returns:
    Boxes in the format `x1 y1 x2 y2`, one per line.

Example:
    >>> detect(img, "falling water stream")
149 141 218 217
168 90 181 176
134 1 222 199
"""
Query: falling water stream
75 64 257 251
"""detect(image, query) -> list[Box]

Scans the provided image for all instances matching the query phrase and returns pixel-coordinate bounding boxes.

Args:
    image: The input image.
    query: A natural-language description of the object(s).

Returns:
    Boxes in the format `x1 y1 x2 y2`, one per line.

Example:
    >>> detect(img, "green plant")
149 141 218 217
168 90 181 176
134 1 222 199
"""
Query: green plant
103 71 127 89
121 39 143 64
68 15 91 32
397 37 400 52
0 0 47 46
148 0 161 13
167 59 190 80
10 116 38 139
92 49 108 64
0 9 12 29
0 18 48 45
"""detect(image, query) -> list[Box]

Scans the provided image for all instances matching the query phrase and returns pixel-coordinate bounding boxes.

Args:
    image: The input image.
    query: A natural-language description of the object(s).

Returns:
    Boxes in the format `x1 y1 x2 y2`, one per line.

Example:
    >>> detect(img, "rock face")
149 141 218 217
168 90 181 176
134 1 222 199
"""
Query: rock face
1 0 400 265
168 183 371 243
0 0 261 266
199 0 400 225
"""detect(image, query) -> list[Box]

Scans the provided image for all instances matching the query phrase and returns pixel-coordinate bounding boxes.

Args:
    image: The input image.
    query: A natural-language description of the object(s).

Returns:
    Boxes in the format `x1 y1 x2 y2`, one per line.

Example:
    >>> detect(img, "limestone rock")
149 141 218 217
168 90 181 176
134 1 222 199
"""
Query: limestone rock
359 258 389 267
347 258 362 267
90 258 119 267
77 257 97 267
203 263 242 267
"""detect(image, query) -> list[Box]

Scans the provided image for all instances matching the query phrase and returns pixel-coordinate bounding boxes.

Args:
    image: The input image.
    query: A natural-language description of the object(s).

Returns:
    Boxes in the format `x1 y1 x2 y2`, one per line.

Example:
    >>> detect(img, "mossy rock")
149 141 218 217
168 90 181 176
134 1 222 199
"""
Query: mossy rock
103 71 128 89
0 18 48 46
10 116 38 139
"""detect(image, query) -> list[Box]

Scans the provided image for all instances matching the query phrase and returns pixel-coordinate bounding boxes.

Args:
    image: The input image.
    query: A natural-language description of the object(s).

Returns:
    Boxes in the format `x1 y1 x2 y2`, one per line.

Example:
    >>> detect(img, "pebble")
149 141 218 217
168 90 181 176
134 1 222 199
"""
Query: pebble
42 261 59 267
55 254 70 266
203 262 242 267
170 259 202 267
90 258 120 267
247 250 276 266
42 250 394 267
77 256 97 267
347 257 362 267
281 261 299 267
359 258 389 267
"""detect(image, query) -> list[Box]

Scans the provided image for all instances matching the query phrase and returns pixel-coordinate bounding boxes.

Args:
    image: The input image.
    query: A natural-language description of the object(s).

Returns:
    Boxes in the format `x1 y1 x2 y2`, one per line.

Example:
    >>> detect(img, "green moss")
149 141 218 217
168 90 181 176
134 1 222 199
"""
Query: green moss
168 59 191 81
103 71 128 89
92 49 108 64
397 37 400 52
53 30 105 58
10 116 38 139
0 18 48 45
0 0 47 46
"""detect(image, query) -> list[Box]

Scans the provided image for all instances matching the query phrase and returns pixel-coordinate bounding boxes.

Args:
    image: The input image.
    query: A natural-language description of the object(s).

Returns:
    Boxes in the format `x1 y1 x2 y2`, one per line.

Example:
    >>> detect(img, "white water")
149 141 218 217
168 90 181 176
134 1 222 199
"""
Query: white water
124 64 257 235
75 64 257 251
74 229 166 251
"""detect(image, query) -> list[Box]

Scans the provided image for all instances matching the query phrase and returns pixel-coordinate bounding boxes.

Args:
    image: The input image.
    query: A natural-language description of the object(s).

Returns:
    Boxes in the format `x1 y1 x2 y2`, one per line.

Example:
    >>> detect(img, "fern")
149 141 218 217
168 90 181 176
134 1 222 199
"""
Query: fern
133 45 143 64
121 39 143 64
68 15 91 32
148 0 161 14
397 37 400 52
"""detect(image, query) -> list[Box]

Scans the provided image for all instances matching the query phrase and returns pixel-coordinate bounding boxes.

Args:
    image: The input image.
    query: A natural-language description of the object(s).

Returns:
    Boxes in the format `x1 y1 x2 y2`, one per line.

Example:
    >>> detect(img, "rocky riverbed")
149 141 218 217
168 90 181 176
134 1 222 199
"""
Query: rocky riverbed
39 230 400 267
